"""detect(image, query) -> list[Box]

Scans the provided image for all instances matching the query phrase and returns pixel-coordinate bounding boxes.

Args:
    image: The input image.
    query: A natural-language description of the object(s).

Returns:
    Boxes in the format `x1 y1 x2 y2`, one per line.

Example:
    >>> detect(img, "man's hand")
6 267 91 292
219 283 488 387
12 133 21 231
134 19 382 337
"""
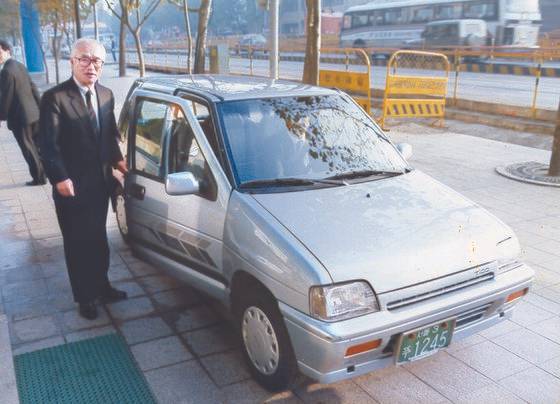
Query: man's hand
115 159 128 174
56 179 75 197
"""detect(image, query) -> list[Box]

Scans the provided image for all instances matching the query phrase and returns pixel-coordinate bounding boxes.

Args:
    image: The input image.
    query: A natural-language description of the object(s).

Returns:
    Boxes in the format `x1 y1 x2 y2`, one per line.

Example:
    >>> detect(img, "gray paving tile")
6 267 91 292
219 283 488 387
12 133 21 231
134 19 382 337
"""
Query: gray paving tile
131 335 192 371
449 340 532 381
137 274 182 295
182 323 236 357
2 264 44 284
355 366 449 404
110 279 145 298
12 315 60 343
164 305 219 333
510 300 556 326
540 356 560 379
221 379 302 403
64 325 118 343
0 314 18 404
126 261 159 277
452 382 525 404
107 264 134 282
144 361 224 403
119 316 173 345
499 367 560 403
3 294 54 321
151 287 201 312
12 336 65 356
524 293 560 315
479 320 521 339
493 328 560 364
527 316 560 345
1 278 49 303
444 333 486 354
201 351 251 386
295 379 377 403
106 296 156 321
61 307 110 332
404 351 492 401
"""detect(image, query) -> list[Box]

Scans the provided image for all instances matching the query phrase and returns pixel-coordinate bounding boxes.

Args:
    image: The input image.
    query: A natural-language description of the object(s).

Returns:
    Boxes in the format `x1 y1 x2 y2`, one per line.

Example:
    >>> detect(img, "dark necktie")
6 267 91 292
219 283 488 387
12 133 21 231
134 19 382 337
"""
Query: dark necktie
85 90 99 137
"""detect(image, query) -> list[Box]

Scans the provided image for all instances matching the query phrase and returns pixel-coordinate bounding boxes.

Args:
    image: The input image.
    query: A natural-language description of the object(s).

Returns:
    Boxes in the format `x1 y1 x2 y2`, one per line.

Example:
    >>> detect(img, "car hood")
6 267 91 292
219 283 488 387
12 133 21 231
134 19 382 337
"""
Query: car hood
251 171 513 293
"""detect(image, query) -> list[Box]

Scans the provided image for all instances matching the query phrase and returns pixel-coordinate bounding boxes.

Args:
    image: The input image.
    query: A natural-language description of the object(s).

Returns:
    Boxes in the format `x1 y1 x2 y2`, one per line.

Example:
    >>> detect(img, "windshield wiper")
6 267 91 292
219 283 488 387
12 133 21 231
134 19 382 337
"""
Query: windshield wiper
324 169 405 181
239 177 340 189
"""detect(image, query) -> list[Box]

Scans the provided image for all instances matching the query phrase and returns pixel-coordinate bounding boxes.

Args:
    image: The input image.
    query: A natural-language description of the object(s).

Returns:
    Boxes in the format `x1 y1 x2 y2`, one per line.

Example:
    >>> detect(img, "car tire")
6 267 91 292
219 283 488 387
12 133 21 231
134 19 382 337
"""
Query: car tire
236 290 298 392
113 184 130 243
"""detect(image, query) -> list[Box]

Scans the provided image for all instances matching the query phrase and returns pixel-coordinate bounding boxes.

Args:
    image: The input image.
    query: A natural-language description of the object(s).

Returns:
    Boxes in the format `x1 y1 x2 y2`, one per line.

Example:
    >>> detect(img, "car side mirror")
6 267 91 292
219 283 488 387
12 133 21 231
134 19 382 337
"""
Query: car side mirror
396 143 413 160
165 172 200 195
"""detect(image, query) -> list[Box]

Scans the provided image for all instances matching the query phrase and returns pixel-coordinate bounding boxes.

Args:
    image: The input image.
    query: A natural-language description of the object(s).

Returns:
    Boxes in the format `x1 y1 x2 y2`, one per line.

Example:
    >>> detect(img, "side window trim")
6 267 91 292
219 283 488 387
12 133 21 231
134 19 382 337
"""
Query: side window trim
131 95 171 183
165 103 218 201
176 91 235 185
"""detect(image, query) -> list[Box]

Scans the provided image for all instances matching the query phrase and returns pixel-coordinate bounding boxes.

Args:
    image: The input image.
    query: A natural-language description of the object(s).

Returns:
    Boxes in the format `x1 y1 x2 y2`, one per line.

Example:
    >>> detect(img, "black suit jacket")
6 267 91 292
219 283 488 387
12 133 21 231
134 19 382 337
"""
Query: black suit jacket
39 78 123 195
0 58 41 130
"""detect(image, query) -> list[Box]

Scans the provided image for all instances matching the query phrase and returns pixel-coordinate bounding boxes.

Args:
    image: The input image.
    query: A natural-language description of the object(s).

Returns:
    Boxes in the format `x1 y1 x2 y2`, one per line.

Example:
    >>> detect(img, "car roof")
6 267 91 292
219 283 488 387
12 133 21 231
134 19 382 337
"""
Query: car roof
136 74 338 102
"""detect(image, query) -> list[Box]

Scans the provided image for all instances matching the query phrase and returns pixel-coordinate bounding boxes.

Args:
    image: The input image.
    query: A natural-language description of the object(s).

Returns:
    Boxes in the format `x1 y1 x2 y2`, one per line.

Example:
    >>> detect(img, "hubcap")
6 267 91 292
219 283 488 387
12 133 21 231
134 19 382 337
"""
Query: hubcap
116 194 128 235
242 306 280 375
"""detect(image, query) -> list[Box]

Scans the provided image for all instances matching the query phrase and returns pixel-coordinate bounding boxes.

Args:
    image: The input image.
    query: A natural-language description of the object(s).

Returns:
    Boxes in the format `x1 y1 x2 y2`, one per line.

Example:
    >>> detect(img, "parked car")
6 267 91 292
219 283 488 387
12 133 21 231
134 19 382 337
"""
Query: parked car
114 75 533 391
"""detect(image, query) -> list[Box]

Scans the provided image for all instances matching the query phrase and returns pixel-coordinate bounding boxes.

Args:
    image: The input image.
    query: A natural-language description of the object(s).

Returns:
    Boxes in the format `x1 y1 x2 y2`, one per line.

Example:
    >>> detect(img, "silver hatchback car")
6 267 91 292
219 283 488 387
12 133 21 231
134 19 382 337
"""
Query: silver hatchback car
114 75 533 391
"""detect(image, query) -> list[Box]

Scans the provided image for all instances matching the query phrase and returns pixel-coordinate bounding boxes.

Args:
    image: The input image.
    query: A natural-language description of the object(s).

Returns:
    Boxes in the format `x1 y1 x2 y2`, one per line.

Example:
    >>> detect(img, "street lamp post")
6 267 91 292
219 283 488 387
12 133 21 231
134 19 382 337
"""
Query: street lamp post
269 0 279 80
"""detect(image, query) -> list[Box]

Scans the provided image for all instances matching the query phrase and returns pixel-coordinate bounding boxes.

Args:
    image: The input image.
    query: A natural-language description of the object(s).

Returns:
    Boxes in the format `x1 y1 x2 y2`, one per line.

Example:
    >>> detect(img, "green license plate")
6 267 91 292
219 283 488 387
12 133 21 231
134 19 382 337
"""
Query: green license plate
395 319 456 364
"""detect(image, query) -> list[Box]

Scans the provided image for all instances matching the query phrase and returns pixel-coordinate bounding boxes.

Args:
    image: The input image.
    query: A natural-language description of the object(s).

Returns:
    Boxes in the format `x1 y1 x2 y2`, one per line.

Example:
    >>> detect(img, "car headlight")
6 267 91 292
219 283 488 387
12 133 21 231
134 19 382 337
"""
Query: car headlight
310 281 379 322
496 258 523 275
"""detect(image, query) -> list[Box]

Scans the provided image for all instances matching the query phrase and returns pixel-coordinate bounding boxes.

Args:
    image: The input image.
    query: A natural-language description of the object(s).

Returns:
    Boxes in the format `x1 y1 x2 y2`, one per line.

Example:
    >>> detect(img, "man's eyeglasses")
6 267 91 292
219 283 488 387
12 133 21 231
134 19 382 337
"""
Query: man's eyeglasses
74 56 105 68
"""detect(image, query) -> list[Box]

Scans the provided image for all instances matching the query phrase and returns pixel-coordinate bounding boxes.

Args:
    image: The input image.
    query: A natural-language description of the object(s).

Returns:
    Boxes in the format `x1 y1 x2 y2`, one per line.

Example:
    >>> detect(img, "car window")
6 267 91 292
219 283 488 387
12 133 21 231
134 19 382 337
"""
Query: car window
167 106 210 181
134 99 170 178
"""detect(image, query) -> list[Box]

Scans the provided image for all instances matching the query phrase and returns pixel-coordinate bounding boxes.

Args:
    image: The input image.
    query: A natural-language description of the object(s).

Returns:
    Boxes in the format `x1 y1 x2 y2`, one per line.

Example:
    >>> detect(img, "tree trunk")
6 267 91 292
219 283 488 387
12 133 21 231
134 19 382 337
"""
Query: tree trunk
549 100 560 176
53 24 60 84
132 30 145 77
194 0 211 74
92 0 99 40
302 0 321 85
119 16 127 77
74 0 82 38
183 0 193 74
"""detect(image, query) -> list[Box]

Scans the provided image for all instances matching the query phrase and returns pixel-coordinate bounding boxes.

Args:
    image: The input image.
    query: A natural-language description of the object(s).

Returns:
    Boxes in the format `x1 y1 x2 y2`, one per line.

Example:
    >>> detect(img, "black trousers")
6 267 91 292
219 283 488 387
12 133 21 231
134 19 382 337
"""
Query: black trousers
12 122 46 183
54 177 111 304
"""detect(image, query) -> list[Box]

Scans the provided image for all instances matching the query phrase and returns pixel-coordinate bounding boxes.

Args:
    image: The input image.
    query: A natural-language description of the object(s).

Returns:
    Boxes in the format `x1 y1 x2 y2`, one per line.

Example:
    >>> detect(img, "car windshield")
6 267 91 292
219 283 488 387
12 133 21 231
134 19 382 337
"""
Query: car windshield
218 95 407 186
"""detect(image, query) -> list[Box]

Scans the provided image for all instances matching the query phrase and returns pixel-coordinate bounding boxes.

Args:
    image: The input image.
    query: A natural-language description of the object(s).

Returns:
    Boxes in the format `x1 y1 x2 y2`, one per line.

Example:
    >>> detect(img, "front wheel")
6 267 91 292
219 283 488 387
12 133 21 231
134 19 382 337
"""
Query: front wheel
236 292 298 391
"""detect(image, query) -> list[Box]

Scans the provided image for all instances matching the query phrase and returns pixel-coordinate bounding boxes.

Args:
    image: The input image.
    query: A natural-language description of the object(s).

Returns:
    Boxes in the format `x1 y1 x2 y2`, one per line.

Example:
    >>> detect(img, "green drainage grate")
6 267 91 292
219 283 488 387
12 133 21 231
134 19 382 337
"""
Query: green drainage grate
14 333 156 404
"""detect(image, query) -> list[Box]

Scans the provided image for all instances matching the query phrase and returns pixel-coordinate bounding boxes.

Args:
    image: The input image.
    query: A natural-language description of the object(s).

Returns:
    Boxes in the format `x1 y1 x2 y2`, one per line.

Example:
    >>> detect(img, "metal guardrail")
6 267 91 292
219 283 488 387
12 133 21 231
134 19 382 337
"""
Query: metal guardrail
126 43 560 114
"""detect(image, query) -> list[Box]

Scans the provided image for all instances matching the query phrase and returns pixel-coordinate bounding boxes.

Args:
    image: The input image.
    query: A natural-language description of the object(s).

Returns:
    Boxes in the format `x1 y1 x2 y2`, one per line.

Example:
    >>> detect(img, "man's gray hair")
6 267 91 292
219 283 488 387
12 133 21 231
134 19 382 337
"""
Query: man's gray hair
70 38 106 59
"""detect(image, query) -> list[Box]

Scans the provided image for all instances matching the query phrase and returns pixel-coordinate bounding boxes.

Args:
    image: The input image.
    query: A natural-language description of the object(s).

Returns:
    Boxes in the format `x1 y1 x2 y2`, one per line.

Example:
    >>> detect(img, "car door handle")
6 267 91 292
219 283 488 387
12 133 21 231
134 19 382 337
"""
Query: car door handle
129 183 145 200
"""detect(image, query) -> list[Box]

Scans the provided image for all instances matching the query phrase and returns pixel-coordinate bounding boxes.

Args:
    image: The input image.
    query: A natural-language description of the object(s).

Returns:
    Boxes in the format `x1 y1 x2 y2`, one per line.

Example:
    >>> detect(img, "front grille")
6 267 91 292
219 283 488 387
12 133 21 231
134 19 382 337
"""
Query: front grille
386 273 494 311
382 303 493 355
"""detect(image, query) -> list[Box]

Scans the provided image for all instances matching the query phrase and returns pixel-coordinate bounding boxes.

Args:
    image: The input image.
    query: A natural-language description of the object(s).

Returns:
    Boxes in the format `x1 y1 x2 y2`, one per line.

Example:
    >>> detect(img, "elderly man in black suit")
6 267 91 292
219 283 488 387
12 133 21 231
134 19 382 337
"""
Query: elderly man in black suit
39 38 128 320
0 40 46 185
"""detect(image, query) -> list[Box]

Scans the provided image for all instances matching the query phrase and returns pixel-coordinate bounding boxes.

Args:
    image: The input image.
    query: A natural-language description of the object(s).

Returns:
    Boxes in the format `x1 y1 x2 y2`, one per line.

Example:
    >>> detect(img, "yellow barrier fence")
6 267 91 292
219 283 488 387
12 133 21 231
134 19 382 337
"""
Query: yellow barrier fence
380 50 450 128
318 48 372 115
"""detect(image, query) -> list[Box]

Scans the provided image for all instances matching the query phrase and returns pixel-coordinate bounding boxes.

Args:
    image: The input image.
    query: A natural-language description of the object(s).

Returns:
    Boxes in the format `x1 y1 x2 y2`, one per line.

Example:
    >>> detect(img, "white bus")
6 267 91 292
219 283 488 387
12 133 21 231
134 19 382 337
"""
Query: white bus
340 0 541 48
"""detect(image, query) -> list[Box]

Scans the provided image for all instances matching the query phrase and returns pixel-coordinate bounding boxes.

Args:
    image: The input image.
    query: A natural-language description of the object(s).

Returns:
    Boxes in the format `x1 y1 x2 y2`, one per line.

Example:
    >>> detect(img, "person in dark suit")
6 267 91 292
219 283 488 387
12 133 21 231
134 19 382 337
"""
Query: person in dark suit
39 38 128 320
0 39 46 185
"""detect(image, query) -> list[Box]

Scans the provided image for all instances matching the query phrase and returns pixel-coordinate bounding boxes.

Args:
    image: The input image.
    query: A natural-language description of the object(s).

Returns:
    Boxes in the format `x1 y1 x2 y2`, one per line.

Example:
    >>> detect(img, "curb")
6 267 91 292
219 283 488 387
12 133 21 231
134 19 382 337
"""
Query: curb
0 315 19 404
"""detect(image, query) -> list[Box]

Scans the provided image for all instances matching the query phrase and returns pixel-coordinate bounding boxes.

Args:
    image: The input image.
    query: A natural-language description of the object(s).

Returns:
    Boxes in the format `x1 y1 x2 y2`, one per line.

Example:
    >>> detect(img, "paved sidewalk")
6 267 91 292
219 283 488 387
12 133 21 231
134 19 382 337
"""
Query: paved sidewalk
1 65 560 403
